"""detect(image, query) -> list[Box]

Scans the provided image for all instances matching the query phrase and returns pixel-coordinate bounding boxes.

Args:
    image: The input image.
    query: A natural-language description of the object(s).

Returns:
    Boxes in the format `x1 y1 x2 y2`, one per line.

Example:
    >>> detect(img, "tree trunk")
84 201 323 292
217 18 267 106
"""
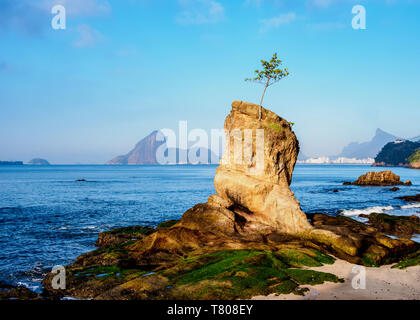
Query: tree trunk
258 79 270 121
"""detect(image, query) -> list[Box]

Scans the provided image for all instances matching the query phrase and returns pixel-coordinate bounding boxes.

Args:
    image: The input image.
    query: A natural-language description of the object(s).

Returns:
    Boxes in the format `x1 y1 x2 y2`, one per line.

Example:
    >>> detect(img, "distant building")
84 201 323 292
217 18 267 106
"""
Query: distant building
394 139 405 144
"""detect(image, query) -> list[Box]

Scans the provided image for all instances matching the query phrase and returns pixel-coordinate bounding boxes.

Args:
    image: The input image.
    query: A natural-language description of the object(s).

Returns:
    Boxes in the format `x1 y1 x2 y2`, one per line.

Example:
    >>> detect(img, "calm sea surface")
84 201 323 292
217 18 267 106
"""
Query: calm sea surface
1 164 419 292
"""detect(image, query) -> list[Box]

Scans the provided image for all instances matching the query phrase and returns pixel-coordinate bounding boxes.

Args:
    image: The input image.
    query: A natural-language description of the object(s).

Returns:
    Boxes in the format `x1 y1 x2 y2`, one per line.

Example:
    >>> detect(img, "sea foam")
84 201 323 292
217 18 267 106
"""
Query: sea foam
340 206 394 217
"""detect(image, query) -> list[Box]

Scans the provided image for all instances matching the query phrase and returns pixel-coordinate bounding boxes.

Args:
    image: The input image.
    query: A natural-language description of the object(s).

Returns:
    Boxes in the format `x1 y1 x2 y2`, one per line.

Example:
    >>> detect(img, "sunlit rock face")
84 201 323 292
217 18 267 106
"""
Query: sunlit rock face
211 101 312 235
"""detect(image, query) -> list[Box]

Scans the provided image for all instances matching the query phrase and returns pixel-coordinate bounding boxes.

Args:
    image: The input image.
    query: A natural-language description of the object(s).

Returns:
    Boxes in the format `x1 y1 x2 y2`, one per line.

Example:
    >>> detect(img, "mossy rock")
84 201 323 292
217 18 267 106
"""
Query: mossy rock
163 250 342 300
96 226 155 248
156 220 179 230
392 250 420 269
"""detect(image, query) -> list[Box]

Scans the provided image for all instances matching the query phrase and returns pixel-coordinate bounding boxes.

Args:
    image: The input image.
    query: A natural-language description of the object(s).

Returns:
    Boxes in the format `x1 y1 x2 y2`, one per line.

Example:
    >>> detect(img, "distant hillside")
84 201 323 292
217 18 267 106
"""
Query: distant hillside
107 131 219 165
374 140 420 167
408 149 420 169
337 129 420 159
0 161 23 165
28 158 50 165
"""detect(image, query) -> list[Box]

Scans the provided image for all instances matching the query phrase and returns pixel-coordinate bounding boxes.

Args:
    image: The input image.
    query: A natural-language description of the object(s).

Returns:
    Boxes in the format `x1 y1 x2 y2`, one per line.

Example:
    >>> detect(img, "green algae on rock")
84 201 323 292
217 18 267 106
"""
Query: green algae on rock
392 250 420 269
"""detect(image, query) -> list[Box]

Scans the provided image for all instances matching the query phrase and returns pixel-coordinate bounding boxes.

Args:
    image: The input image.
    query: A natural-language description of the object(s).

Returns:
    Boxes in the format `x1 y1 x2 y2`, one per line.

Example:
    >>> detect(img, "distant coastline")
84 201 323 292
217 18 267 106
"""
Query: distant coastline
0 161 23 165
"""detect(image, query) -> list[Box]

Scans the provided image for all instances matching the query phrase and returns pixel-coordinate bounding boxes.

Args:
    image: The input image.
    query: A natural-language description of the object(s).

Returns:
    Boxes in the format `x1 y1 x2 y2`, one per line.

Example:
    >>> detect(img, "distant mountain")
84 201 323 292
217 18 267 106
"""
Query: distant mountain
374 140 420 167
337 129 400 159
107 131 164 165
28 158 50 165
107 131 219 165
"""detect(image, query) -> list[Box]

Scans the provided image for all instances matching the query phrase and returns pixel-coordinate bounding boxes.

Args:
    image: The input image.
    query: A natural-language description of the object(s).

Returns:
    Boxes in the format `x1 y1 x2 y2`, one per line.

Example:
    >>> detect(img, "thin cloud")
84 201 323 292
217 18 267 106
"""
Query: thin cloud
260 12 296 32
73 24 105 48
310 21 346 30
176 0 225 25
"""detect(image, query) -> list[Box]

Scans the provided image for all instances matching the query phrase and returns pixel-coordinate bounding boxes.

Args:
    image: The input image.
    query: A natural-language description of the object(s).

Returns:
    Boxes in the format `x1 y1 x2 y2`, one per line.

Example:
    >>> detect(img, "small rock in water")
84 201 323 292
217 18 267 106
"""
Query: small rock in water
75 179 86 182
390 187 400 192
397 194 420 202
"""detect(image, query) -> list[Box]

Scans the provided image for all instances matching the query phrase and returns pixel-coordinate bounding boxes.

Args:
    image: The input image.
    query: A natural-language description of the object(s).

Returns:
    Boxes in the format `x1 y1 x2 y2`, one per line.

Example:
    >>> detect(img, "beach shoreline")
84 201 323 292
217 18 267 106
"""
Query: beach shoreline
252 259 420 300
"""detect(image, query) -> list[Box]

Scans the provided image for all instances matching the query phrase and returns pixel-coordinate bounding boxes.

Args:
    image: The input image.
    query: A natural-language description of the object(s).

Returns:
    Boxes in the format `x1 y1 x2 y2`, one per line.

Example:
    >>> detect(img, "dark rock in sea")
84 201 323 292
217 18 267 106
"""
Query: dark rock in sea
75 179 87 182
343 182 352 186
333 189 340 193
27 158 50 165
389 187 400 192
397 194 420 202
359 213 420 239
345 170 411 186
0 282 40 300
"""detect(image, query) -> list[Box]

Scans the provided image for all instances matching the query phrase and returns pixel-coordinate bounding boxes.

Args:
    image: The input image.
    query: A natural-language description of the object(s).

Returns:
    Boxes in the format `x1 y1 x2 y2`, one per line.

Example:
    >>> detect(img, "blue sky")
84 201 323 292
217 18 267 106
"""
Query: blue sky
1 0 419 163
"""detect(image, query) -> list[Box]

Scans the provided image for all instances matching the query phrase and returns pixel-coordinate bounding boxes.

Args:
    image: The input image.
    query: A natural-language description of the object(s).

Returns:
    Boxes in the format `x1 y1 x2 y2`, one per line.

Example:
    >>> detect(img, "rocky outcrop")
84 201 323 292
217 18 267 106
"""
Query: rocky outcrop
308 213 418 265
344 170 412 186
205 101 312 235
96 226 155 248
0 281 40 300
359 213 420 239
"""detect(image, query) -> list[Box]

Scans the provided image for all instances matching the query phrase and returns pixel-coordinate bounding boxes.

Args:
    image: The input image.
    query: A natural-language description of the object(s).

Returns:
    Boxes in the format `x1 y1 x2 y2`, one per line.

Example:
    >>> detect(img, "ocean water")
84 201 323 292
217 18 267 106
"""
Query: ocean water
0 164 419 292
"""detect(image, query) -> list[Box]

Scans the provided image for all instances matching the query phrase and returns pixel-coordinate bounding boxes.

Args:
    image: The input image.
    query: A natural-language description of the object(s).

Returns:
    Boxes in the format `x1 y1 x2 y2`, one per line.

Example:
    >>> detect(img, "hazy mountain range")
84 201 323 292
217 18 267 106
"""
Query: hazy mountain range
336 128 420 159
107 131 218 165
107 129 420 165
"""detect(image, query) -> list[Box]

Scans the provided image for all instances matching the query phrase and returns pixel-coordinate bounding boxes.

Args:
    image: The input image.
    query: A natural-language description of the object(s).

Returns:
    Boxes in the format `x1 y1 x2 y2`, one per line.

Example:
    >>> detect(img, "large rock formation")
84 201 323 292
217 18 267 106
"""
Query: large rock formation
211 101 311 235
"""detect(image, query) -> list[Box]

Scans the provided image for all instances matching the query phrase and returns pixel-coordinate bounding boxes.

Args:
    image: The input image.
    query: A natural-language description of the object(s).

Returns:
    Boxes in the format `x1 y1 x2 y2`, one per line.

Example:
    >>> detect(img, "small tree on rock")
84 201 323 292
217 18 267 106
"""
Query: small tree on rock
245 53 290 120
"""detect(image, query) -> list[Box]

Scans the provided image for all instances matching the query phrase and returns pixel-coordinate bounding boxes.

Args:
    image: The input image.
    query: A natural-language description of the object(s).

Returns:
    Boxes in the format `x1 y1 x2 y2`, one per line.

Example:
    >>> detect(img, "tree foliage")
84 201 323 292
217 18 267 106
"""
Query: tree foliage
245 53 290 120
245 53 290 87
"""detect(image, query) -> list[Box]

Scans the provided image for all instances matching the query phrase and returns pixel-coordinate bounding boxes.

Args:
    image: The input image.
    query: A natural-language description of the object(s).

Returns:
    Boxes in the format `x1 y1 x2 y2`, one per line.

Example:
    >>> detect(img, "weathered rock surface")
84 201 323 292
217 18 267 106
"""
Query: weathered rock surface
209 101 311 235
40 101 420 300
359 213 420 239
96 226 155 248
344 170 412 186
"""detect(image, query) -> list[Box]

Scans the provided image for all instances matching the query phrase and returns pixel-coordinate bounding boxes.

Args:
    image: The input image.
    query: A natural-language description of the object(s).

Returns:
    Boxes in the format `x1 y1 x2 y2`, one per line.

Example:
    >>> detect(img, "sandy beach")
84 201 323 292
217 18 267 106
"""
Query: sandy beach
253 259 420 300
